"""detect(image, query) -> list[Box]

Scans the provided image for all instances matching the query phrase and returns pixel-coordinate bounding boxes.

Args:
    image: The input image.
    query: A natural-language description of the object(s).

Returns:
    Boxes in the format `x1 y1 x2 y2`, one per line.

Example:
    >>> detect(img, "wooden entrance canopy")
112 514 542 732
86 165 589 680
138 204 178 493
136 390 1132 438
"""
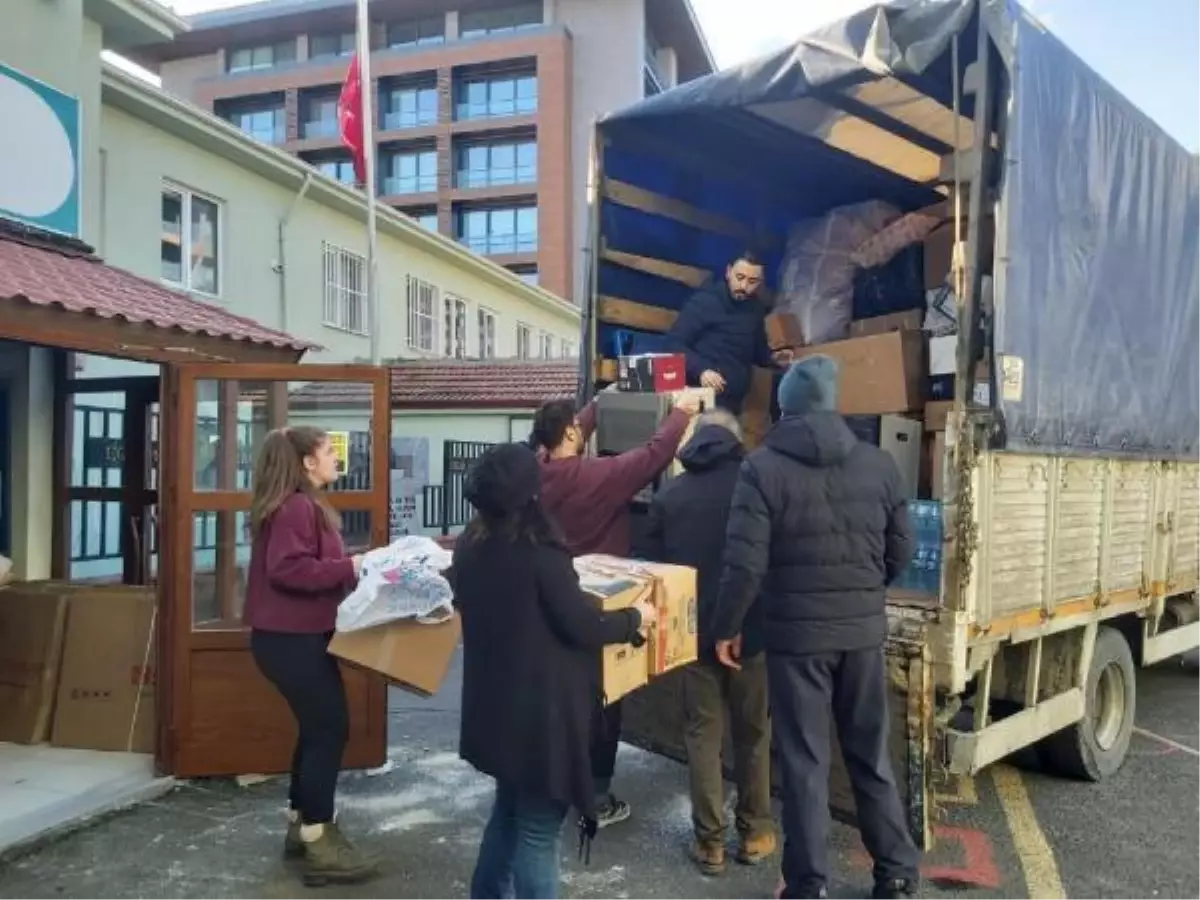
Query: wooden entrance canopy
0 222 314 364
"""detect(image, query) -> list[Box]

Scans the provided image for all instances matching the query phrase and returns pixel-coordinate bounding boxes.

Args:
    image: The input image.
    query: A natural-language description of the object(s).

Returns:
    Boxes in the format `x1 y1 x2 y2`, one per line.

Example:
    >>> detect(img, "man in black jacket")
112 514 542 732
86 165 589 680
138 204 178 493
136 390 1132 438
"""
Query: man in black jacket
711 355 921 900
666 250 789 414
640 411 773 877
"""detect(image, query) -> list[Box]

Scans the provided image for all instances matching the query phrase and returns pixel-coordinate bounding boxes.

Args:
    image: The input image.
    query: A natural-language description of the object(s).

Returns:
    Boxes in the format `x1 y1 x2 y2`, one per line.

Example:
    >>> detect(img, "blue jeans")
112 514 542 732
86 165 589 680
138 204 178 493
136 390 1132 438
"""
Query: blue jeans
470 782 569 899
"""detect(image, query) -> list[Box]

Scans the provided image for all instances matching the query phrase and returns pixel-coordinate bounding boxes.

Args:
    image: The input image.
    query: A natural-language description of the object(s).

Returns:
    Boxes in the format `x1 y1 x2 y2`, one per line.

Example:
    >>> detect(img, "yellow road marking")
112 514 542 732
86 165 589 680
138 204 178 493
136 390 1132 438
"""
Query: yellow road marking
1133 726 1200 757
992 764 1066 899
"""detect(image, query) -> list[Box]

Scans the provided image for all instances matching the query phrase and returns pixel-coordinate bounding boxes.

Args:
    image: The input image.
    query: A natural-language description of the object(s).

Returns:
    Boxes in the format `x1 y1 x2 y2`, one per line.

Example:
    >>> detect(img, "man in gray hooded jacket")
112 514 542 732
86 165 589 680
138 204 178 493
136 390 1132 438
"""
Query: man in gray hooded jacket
710 355 920 900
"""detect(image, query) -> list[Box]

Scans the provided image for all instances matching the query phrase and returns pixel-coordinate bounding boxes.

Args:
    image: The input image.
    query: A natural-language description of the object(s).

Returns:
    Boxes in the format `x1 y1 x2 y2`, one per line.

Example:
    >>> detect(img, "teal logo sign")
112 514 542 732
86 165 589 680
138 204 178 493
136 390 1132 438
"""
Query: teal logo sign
0 64 81 237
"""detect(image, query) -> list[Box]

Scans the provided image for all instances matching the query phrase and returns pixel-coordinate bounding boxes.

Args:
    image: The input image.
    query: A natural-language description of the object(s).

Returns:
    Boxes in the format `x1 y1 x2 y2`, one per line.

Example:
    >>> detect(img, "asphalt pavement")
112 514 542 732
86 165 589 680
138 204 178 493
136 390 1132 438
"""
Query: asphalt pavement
0 651 1195 899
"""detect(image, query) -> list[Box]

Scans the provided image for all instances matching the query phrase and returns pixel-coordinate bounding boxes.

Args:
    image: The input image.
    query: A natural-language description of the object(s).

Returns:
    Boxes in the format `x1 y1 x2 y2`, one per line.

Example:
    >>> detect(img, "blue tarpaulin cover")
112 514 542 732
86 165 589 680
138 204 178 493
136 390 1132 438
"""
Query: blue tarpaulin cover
591 0 1199 460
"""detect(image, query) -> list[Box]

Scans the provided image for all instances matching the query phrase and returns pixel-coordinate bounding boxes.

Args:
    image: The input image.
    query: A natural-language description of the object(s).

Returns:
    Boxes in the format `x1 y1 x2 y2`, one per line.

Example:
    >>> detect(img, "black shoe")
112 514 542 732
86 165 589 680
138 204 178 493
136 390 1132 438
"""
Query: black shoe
595 794 631 829
872 879 918 899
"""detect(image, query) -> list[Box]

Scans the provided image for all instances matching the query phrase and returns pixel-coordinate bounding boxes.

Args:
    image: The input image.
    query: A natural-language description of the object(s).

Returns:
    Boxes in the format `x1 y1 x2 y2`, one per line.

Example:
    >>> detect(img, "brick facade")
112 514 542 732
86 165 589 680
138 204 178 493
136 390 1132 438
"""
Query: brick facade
185 29 576 300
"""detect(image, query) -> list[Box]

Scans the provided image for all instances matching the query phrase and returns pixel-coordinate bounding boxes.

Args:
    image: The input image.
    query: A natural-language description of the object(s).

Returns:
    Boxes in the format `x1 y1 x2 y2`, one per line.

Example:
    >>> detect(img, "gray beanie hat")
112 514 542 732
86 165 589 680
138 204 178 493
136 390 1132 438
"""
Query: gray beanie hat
777 355 840 416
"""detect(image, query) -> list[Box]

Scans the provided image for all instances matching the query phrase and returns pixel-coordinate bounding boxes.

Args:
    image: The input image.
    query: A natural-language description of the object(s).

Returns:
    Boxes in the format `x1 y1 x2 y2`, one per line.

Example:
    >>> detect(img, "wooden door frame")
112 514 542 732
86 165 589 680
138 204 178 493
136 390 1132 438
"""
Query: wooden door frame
157 362 391 777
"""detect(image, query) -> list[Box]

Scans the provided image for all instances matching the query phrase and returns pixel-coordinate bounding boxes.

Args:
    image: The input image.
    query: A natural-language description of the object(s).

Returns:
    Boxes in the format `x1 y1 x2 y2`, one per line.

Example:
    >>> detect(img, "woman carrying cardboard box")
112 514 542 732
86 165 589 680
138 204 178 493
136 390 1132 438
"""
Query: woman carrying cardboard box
243 426 376 888
449 443 657 899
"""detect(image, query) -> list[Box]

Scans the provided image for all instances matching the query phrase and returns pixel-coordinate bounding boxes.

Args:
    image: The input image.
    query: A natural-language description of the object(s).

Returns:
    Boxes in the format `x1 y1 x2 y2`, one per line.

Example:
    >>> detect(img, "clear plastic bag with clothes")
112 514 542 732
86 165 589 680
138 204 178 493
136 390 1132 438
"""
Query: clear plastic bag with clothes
779 200 901 344
335 535 455 633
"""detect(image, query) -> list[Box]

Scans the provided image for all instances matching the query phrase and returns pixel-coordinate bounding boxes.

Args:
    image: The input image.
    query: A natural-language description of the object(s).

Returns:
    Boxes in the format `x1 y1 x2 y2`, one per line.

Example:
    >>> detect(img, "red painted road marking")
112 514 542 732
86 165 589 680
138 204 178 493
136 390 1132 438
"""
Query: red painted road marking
850 825 1001 890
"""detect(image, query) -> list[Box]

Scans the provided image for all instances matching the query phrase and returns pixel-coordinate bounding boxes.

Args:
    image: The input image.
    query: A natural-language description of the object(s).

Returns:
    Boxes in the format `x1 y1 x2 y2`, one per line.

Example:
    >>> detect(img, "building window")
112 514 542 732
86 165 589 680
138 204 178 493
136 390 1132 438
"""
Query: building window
406 210 439 232
322 242 367 334
516 323 532 360
227 41 296 73
455 71 537 120
381 148 438 195
456 138 537 188
456 206 538 255
161 185 221 296
310 154 357 185
300 90 341 139
443 295 469 359
477 308 497 359
406 275 438 352
538 331 555 359
460 3 542 38
310 31 355 59
560 338 575 359
217 95 286 144
509 266 538 286
381 81 439 129
387 16 446 48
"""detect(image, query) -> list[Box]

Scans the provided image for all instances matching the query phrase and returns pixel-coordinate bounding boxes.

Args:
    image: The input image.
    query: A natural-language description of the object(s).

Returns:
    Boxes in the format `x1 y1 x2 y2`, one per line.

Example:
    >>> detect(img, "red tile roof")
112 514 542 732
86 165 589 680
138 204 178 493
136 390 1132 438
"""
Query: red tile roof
0 226 317 352
389 359 580 409
287 359 579 410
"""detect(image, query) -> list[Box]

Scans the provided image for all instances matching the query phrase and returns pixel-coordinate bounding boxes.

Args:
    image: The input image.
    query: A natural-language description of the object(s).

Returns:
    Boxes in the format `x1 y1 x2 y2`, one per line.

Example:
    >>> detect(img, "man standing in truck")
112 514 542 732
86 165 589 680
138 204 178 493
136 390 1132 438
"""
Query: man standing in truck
666 249 791 415
532 391 702 828
710 355 921 900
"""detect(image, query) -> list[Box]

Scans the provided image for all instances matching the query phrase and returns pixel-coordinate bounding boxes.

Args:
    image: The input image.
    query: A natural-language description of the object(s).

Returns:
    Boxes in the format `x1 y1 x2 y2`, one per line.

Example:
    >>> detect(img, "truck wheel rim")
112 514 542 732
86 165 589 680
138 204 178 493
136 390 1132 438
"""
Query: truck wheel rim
1093 662 1127 751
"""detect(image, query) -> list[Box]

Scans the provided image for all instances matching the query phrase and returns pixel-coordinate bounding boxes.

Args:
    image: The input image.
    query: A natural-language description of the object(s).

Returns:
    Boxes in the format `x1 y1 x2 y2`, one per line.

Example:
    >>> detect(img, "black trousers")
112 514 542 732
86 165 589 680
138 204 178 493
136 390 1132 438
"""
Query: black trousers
768 648 919 896
590 700 622 797
251 629 349 824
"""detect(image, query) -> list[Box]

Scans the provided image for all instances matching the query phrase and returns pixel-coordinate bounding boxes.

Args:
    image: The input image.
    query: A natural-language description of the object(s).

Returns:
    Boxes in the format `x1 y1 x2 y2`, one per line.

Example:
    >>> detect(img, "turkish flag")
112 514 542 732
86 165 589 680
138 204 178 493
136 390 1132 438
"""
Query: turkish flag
338 53 366 186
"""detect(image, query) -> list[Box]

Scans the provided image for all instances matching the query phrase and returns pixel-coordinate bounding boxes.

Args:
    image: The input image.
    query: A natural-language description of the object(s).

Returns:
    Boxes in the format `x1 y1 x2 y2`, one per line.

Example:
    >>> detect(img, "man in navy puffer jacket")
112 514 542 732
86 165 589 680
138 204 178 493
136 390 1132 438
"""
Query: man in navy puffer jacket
665 250 787 415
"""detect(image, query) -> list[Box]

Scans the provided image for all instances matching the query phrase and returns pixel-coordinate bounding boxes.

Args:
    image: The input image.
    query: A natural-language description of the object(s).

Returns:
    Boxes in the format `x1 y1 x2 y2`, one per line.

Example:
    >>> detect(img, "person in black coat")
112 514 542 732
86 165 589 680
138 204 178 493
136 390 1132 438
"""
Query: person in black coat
451 442 657 900
710 355 921 900
665 250 789 415
640 412 774 876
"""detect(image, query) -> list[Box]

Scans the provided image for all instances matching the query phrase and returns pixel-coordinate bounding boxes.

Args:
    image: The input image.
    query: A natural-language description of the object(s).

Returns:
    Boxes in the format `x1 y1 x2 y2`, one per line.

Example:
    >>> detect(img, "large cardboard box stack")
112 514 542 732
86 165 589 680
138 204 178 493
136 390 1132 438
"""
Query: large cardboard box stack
329 614 461 697
51 585 157 753
0 586 70 744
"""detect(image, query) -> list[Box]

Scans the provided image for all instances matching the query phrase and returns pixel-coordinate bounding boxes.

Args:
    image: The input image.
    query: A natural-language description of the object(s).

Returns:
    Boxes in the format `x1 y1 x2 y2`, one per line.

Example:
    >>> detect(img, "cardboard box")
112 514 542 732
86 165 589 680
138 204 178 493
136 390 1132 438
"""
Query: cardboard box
51 586 157 753
925 400 953 432
577 556 698 677
635 562 698 675
618 353 687 393
764 311 805 351
795 330 924 415
849 309 924 338
923 216 995 290
0 586 70 744
847 415 922 500
329 614 461 697
574 558 654 704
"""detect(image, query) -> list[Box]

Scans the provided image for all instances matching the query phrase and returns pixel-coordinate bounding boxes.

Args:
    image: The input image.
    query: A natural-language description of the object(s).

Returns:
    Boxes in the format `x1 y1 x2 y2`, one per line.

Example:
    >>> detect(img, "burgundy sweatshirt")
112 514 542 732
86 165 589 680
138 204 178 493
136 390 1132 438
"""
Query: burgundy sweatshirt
243 492 358 634
539 401 691 557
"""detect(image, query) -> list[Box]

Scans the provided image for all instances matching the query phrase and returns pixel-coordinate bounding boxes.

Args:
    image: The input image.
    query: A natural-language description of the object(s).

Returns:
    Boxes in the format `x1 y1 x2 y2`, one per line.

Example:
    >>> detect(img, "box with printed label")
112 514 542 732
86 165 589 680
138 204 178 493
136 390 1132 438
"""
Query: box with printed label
574 557 654 704
618 353 687 393
577 556 698 677
0 586 69 745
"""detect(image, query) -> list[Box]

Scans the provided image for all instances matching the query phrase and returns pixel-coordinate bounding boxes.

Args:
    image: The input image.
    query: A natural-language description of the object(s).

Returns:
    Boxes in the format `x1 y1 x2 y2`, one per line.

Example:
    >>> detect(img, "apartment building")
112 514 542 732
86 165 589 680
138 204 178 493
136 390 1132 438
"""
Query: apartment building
131 0 715 302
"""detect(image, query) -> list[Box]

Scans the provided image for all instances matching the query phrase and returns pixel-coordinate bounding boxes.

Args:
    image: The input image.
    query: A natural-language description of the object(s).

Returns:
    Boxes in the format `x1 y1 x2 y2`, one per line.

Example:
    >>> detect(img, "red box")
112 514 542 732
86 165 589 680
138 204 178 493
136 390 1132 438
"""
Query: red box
617 353 687 393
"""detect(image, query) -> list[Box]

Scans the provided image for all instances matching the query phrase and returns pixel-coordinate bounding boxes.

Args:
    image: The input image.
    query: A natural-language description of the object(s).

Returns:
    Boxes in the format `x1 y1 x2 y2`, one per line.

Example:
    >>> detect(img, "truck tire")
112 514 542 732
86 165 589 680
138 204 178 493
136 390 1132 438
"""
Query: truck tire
1041 626 1136 781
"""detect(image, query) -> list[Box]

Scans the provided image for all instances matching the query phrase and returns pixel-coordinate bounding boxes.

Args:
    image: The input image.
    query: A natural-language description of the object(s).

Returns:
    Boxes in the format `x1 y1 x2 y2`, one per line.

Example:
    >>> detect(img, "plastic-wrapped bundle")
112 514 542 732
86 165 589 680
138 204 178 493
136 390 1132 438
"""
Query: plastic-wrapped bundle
778 200 900 344
335 535 455 633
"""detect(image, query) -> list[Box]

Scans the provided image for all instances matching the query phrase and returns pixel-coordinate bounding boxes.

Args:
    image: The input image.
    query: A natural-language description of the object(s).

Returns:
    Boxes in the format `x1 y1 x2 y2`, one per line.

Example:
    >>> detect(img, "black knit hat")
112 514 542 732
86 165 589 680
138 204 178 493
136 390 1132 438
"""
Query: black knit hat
464 442 541 517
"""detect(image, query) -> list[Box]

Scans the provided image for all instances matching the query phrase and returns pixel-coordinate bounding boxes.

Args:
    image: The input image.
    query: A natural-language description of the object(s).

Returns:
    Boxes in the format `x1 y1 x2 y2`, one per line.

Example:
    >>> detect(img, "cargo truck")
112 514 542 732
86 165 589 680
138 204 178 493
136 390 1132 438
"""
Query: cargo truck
579 0 1200 849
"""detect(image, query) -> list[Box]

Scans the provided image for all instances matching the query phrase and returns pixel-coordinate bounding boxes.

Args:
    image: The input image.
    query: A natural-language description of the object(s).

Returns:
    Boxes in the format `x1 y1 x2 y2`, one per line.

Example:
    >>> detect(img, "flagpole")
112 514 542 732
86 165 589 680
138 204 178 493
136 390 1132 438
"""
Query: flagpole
356 0 381 365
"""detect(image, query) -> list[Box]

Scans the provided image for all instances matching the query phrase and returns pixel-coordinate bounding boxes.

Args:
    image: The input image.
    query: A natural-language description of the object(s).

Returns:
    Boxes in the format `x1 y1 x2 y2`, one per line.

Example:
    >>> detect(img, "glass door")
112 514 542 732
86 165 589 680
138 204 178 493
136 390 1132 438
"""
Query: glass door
158 363 391 778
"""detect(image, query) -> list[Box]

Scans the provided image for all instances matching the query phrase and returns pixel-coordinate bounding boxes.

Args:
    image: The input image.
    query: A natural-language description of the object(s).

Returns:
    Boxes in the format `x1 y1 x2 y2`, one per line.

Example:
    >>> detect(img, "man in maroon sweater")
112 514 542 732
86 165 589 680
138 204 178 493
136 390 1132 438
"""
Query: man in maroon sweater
532 390 701 826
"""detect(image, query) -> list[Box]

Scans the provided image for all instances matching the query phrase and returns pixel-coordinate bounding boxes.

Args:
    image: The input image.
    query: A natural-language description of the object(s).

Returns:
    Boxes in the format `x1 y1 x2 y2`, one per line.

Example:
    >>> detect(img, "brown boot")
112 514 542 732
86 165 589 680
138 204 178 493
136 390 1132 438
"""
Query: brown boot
737 830 777 866
691 839 726 876
283 821 304 860
301 822 379 887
